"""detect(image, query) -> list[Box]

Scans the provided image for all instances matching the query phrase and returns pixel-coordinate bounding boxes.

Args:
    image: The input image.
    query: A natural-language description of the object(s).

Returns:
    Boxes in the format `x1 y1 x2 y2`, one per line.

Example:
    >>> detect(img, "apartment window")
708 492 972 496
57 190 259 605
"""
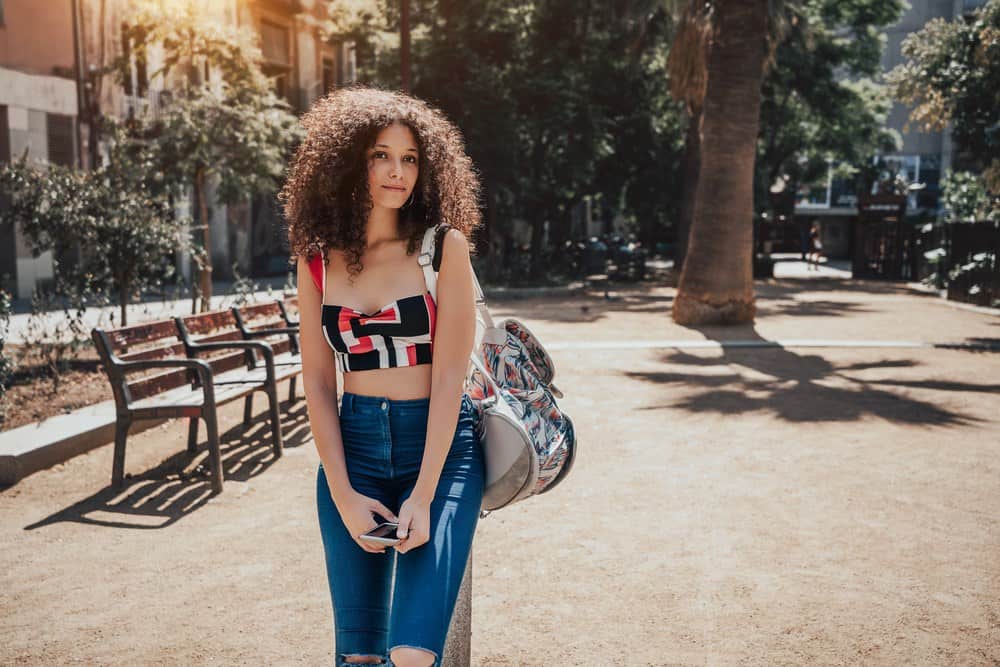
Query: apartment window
260 20 290 65
46 114 75 167
322 56 339 93
120 22 149 97
796 160 834 209
260 19 292 102
880 154 921 211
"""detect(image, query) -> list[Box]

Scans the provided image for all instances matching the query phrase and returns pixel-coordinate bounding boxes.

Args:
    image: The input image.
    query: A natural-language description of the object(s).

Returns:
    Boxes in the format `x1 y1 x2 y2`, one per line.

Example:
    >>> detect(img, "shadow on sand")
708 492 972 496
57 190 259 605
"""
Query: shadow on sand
627 326 987 426
24 399 312 531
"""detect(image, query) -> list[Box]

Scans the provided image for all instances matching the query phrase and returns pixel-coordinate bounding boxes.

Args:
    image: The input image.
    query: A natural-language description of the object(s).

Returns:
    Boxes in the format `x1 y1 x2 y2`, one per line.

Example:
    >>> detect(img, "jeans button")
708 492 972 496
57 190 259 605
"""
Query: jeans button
380 400 388 410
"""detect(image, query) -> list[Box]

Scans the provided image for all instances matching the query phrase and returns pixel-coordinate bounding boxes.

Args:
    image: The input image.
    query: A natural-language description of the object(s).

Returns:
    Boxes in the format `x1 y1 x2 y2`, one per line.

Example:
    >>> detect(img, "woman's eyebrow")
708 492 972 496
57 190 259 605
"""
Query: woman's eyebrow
373 143 418 153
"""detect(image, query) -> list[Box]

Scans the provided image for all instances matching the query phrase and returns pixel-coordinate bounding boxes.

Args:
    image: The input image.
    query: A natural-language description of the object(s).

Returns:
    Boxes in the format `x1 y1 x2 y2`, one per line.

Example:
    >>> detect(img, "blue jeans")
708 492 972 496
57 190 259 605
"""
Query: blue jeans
316 392 485 667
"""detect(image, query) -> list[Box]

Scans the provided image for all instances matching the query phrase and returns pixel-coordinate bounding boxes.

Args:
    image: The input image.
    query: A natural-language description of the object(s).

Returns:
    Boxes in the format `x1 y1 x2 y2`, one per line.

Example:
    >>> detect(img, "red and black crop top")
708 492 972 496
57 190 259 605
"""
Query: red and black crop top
307 253 437 373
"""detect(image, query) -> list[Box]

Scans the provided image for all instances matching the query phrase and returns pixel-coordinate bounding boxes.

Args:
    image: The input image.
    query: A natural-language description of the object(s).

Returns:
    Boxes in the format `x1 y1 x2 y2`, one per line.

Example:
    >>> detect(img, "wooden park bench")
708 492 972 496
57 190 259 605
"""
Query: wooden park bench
231 298 301 405
92 310 289 494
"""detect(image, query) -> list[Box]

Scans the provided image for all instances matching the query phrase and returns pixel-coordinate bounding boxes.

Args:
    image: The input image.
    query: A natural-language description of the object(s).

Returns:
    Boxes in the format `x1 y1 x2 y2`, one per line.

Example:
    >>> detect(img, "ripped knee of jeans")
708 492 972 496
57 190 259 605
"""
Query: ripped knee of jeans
337 654 386 666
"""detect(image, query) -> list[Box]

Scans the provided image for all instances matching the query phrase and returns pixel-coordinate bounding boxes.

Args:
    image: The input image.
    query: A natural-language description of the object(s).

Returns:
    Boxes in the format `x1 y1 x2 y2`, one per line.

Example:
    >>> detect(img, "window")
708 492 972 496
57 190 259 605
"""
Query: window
0 1 6 27
120 22 148 97
880 154 920 211
259 19 292 103
46 113 75 167
796 160 834 208
260 20 290 66
322 56 339 93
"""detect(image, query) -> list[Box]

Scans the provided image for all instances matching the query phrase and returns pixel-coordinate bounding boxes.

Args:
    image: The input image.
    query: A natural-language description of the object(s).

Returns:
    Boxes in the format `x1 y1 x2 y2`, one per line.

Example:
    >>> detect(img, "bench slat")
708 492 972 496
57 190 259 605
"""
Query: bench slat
106 320 178 352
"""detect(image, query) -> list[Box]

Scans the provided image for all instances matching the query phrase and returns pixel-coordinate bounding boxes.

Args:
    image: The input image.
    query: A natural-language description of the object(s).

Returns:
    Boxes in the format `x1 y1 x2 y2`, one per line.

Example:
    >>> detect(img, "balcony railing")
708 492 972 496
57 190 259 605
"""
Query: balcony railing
119 90 172 121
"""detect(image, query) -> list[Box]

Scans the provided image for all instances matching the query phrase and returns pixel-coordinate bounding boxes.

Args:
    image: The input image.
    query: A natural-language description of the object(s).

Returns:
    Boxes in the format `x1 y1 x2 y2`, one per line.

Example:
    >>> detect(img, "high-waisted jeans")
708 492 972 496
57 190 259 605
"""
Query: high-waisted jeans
316 392 485 667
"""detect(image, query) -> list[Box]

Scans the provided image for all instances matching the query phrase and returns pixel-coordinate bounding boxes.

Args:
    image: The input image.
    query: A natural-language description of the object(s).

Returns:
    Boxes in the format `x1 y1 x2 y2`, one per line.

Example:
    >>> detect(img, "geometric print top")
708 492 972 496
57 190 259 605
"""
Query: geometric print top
308 254 437 373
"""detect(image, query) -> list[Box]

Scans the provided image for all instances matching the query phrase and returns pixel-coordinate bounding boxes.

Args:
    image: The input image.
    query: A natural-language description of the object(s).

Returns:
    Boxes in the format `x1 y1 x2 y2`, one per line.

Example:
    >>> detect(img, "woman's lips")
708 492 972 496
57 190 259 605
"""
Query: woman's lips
382 185 406 192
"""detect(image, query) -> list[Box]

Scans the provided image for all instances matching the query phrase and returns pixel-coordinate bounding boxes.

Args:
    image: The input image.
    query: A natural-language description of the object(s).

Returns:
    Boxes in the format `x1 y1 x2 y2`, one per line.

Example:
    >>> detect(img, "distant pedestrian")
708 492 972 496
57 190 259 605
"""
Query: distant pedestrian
808 220 824 271
799 219 811 261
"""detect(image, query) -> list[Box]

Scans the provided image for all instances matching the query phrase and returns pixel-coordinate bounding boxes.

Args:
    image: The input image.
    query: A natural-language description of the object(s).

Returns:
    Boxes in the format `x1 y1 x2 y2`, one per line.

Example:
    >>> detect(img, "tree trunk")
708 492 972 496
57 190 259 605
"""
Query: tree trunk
674 107 702 277
400 0 411 92
672 0 767 325
195 168 213 312
119 274 129 327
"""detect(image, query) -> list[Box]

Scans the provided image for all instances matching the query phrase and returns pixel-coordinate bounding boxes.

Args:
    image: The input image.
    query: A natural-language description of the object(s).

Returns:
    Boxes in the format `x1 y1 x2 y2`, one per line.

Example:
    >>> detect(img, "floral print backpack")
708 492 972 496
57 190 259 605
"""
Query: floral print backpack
419 225 577 518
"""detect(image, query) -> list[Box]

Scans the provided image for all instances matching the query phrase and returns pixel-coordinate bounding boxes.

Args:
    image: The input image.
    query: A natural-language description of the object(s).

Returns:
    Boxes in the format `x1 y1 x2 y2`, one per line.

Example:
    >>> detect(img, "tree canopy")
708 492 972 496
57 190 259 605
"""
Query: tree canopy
757 0 905 208
113 0 303 309
887 0 1000 199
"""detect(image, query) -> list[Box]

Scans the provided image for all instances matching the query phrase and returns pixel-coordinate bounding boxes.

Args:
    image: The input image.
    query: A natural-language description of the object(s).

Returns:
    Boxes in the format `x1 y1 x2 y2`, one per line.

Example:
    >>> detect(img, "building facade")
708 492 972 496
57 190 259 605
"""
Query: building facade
0 0 354 300
0 0 81 298
794 0 989 259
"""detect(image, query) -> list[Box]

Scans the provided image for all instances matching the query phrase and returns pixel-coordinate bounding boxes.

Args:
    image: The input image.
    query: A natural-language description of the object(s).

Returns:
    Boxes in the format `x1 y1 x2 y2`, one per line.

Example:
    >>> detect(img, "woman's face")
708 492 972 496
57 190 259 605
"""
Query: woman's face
366 122 419 212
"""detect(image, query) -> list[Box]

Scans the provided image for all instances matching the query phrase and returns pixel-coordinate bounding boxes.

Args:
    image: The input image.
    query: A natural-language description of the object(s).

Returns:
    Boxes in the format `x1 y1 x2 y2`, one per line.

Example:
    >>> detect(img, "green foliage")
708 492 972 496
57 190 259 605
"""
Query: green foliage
941 170 998 223
113 3 304 201
0 131 185 326
113 1 305 308
757 0 905 205
333 0 685 277
19 285 98 393
886 0 1000 192
0 288 13 423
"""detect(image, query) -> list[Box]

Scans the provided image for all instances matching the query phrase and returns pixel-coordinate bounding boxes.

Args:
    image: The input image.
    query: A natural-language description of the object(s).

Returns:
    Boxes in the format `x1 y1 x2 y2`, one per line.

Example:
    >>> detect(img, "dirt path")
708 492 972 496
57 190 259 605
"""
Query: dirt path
2 279 998 666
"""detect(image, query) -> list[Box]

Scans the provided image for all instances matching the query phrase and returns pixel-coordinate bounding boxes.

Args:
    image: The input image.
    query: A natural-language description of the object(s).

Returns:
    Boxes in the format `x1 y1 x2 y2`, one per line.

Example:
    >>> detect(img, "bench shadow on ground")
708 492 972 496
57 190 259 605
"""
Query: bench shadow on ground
24 398 311 531
626 326 990 426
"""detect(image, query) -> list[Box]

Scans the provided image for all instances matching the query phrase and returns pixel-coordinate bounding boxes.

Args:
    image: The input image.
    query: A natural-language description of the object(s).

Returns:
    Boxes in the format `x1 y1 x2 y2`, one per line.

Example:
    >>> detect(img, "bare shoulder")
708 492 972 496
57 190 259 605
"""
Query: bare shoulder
441 228 471 264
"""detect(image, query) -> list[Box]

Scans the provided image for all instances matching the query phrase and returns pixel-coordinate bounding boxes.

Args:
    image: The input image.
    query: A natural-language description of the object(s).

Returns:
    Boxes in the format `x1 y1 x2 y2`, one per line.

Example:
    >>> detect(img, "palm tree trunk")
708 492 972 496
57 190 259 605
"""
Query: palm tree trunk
674 107 701 277
672 0 768 325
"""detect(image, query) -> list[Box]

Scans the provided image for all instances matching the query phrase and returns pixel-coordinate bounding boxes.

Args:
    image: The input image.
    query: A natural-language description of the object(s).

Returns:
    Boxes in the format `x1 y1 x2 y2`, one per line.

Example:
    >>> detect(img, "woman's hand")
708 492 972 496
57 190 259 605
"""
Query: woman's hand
394 493 432 553
337 490 398 554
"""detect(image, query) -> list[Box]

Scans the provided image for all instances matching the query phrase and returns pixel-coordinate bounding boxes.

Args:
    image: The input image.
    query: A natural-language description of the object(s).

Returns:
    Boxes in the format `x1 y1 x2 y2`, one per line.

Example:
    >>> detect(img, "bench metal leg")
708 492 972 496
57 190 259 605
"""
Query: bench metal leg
288 376 297 403
204 410 224 494
243 394 253 427
111 417 132 487
187 417 199 454
266 386 284 458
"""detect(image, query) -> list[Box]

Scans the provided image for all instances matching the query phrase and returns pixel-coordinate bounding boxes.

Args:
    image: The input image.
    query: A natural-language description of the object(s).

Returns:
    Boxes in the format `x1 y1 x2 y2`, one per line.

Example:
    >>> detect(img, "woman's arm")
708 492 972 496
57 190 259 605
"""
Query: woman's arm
412 228 477 504
385 229 476 552
297 255 352 506
301 255 398 553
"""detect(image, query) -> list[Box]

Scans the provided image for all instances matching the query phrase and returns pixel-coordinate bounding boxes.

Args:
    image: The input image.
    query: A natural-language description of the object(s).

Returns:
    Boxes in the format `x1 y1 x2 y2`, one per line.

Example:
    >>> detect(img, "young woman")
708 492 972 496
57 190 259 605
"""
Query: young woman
808 220 824 270
280 87 485 667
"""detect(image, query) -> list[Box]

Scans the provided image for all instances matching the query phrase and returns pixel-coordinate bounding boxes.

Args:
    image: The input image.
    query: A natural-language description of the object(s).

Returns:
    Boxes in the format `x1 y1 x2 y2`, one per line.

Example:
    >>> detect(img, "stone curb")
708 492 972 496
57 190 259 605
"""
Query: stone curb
0 400 167 486
902 281 1000 316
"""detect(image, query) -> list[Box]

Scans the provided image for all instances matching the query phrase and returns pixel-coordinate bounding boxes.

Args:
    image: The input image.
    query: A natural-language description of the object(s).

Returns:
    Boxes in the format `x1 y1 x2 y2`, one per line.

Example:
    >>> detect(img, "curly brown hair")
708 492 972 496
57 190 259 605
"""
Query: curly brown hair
280 86 482 281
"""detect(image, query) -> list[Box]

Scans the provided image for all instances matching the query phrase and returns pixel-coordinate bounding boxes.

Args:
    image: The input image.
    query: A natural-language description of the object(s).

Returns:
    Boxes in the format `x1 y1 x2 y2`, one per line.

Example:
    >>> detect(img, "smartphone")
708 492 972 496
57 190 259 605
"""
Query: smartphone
359 521 402 547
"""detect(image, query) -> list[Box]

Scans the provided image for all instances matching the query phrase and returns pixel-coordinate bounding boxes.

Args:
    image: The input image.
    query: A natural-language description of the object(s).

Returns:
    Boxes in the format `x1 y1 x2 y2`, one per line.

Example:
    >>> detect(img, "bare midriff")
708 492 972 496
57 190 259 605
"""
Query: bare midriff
340 363 433 400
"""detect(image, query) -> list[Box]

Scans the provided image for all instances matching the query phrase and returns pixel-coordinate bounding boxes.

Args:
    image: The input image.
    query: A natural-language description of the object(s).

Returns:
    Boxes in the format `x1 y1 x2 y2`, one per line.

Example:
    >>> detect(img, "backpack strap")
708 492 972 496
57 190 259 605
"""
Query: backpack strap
418 226 441 300
418 224 486 306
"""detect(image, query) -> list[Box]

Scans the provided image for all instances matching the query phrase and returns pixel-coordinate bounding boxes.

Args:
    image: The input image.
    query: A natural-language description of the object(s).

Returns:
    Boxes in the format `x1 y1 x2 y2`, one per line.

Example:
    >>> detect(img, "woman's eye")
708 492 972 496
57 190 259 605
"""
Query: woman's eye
373 151 387 159
404 155 417 164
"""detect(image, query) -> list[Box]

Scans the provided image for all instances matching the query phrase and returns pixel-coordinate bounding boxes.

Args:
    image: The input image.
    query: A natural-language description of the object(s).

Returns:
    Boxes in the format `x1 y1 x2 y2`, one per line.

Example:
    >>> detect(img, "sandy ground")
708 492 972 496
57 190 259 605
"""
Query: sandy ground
2 277 999 666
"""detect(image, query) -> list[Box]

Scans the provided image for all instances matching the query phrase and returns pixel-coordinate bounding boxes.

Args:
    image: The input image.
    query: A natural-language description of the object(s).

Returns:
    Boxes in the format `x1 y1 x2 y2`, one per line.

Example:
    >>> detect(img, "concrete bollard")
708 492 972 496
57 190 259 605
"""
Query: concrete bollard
440 551 473 667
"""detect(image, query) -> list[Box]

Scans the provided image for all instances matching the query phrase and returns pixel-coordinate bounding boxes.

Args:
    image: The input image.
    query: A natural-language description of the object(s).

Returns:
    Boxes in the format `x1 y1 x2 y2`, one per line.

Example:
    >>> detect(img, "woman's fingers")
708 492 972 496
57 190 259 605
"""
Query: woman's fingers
395 526 428 553
371 500 397 523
